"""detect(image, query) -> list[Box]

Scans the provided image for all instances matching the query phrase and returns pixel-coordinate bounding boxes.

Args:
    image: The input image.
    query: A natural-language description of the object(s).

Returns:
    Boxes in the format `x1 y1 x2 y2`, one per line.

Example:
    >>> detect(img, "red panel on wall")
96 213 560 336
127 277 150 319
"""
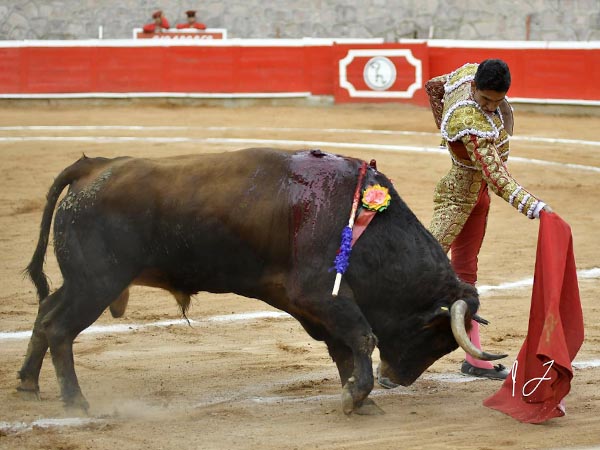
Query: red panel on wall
511 50 598 100
305 45 336 95
163 47 236 92
22 47 95 93
427 47 600 101
0 48 22 92
93 47 168 92
236 46 308 92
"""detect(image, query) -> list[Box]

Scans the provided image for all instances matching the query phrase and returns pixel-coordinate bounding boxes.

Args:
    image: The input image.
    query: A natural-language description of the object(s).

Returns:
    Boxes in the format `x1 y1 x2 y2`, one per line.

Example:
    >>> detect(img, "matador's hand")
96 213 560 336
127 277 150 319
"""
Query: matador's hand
542 205 554 214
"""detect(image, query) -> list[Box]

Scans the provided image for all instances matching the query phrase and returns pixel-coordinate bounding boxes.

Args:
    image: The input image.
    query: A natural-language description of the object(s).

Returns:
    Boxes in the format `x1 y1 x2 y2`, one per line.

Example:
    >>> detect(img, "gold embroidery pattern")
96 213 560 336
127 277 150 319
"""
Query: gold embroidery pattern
444 63 478 93
467 136 539 216
441 82 499 143
429 166 482 253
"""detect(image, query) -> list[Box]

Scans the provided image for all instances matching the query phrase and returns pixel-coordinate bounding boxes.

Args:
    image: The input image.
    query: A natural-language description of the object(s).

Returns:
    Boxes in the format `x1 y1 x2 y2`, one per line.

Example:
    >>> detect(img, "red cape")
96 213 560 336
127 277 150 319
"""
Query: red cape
483 212 584 423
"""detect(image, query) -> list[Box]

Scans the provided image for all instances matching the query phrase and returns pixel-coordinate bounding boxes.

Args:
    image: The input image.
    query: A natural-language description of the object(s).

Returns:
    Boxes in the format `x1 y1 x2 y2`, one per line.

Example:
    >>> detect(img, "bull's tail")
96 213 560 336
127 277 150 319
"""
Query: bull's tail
25 155 98 302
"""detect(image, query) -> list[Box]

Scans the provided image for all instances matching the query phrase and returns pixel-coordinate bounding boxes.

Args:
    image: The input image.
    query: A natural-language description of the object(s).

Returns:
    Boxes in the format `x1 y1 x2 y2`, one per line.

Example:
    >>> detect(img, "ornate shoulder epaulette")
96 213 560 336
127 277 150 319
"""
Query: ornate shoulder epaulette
444 63 478 94
441 100 500 142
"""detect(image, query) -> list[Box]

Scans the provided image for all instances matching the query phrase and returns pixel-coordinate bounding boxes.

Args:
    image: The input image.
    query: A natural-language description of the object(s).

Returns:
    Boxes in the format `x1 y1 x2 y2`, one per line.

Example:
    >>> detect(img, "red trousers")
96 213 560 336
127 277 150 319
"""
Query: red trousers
450 183 490 285
450 183 492 368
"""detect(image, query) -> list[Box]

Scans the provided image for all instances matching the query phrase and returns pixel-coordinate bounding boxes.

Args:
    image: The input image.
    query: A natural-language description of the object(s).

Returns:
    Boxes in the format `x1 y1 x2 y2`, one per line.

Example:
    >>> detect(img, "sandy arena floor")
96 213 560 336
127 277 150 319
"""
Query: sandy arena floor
0 103 599 450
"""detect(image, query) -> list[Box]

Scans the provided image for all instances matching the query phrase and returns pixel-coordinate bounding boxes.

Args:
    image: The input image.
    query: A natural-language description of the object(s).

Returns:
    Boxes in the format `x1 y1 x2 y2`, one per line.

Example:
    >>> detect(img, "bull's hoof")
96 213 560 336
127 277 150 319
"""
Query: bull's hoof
16 386 41 401
64 394 90 415
341 383 355 415
341 377 382 415
354 398 385 416
17 378 41 401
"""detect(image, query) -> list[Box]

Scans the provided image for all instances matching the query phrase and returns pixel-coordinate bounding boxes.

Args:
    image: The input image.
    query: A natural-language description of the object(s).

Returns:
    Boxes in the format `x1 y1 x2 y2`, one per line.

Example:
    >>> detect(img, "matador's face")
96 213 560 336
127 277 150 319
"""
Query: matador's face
471 81 506 113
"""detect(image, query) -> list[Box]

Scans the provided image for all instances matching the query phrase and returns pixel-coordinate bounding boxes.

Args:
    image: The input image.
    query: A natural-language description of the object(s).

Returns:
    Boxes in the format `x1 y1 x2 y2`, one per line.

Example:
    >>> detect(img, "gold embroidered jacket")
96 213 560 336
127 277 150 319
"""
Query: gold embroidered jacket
426 63 545 252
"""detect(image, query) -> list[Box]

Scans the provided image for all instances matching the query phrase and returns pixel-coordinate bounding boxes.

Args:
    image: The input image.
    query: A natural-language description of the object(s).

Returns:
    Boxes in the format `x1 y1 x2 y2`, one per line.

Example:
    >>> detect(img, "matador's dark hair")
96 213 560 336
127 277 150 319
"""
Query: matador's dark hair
474 59 511 93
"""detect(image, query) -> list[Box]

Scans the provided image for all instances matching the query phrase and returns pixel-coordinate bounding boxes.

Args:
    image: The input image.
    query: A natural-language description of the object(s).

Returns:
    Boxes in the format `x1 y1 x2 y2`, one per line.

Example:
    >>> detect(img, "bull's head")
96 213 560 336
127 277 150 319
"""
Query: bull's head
377 291 506 386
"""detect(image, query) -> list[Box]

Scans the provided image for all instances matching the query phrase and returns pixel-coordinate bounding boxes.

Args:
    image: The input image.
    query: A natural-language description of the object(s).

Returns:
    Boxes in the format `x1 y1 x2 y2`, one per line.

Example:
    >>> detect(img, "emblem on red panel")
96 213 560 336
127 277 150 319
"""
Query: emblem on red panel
339 49 422 98
363 56 397 91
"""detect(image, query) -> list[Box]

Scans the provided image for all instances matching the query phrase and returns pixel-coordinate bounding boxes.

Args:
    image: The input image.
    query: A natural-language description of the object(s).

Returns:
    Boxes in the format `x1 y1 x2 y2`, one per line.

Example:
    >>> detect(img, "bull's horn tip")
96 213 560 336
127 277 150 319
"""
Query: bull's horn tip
482 352 508 361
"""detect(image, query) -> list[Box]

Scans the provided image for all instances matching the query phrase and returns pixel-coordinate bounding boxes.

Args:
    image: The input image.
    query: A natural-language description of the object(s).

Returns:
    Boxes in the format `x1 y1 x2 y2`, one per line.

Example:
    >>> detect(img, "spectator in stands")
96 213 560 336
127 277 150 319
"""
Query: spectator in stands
142 10 170 33
176 10 207 30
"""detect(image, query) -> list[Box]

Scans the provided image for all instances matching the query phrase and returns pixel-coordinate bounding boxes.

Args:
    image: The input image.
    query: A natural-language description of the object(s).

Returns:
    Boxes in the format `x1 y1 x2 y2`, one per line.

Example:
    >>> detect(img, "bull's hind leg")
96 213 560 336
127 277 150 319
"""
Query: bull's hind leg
17 288 65 398
42 279 130 412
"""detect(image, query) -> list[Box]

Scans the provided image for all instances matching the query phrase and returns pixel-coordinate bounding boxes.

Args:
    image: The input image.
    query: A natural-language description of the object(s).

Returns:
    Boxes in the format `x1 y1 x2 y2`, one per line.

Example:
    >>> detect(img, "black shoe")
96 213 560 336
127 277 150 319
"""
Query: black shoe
461 361 509 380
376 363 399 389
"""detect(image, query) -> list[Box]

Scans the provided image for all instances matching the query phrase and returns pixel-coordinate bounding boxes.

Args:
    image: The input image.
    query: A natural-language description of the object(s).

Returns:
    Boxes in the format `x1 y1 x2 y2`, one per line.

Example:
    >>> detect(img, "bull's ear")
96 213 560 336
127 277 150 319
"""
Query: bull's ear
433 306 451 318
423 306 451 328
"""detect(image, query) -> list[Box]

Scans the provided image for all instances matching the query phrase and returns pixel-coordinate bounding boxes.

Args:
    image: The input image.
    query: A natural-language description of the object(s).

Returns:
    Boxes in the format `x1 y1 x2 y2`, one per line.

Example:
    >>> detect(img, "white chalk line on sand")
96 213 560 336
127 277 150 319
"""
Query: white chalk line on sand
206 137 600 174
2 135 599 173
478 267 600 294
2 327 599 435
244 372 486 406
1 125 599 148
1 268 599 342
1 271 598 370
0 373 474 435
0 311 289 341
2 361 599 435
0 417 102 435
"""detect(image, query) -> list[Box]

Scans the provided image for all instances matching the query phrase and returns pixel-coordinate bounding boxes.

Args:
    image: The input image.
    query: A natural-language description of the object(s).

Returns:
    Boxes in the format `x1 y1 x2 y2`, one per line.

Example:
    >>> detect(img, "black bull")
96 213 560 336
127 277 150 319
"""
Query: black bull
19 148 504 415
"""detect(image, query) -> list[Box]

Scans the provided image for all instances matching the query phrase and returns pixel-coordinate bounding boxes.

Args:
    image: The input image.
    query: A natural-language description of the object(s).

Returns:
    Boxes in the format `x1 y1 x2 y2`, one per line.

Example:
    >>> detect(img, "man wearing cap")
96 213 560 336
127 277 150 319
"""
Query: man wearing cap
143 10 170 33
176 10 207 30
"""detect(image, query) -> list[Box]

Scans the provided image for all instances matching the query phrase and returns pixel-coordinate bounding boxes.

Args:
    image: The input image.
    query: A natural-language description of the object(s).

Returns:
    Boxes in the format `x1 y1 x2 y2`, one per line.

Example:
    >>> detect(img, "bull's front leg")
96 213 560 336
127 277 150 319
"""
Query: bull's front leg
338 329 383 416
298 288 383 415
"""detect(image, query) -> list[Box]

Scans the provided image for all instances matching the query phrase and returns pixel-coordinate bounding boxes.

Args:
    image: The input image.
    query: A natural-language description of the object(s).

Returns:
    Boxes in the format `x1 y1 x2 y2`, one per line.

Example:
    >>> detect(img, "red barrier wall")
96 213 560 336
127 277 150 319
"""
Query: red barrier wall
0 45 316 94
427 45 600 101
0 40 598 104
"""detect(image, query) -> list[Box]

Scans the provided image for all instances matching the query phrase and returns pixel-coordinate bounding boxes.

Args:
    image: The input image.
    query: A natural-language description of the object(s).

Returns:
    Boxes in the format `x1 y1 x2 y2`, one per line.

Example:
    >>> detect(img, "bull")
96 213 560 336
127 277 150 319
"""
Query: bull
18 148 504 415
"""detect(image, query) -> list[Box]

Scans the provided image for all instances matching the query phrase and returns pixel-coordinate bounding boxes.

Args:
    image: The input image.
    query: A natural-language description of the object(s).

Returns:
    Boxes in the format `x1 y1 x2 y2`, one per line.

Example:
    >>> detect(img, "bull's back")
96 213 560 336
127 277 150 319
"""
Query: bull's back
54 149 307 296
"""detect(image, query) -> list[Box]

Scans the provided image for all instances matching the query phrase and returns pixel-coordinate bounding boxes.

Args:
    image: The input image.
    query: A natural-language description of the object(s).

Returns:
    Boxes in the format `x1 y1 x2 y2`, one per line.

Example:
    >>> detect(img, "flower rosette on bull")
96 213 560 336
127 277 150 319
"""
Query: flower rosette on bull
361 184 391 212
331 180 391 297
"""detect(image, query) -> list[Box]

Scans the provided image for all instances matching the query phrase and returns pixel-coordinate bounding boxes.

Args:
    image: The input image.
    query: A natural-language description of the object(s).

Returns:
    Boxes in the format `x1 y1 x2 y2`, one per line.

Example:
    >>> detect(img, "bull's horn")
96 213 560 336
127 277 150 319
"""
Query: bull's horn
450 300 507 361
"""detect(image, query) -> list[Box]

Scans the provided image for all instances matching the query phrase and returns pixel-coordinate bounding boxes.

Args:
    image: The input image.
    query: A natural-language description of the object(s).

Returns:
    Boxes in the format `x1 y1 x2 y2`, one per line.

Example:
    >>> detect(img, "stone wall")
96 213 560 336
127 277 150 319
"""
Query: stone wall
1 0 599 41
